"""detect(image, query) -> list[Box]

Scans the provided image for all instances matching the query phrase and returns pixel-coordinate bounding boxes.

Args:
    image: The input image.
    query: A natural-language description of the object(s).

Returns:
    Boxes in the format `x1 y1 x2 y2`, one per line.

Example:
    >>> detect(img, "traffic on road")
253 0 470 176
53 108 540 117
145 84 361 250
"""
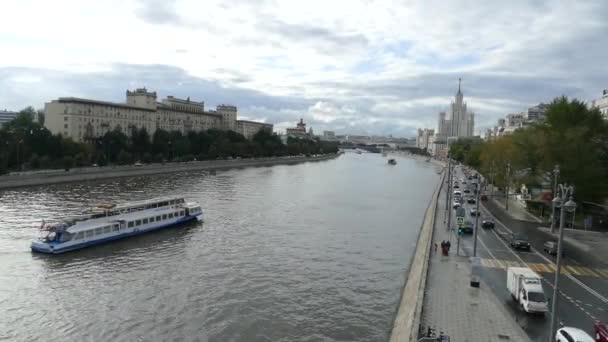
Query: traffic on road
445 164 607 341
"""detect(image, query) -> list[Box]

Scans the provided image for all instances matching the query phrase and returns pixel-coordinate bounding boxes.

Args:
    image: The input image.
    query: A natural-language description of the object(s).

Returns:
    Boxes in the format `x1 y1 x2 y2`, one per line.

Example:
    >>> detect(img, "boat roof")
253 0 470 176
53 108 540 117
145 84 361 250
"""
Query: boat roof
67 204 190 233
109 195 185 210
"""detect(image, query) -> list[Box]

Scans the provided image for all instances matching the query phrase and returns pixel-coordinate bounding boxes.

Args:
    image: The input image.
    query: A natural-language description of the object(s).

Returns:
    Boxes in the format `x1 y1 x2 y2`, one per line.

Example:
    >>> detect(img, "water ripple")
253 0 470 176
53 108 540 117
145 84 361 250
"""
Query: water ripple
0 154 440 341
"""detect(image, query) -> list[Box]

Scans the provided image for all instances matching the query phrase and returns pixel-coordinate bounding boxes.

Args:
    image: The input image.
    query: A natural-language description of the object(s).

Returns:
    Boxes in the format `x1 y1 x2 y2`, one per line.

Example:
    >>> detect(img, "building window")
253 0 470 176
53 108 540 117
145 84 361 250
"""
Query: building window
64 116 68 121
64 124 68 129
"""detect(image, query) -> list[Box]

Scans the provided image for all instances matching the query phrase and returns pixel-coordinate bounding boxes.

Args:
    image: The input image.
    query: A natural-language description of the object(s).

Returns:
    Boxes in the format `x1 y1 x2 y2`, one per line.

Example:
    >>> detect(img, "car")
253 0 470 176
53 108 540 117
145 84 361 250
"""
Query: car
460 221 474 234
453 201 461 209
468 176 473 180
543 241 560 256
462 181 467 185
455 207 466 217
453 184 460 189
556 327 594 342
467 198 476 204
595 322 608 342
464 189 471 194
481 220 495 229
470 208 478 216
453 190 462 197
133 161 143 166
509 233 531 251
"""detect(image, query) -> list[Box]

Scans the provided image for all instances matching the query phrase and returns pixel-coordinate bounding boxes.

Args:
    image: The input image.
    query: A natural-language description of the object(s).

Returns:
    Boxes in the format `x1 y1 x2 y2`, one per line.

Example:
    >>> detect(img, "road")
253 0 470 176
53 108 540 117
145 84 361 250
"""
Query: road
445 165 607 341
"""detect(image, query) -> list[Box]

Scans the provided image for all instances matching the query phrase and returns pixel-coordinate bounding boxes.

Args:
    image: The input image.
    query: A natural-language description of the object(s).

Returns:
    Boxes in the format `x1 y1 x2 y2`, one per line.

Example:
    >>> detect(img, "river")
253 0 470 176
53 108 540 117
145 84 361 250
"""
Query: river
0 152 441 342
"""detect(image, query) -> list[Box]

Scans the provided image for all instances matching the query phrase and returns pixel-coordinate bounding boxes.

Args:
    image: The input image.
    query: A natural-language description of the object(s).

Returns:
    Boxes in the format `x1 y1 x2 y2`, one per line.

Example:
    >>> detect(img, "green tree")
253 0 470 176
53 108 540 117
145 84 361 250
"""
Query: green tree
63 156 74 171
117 150 132 165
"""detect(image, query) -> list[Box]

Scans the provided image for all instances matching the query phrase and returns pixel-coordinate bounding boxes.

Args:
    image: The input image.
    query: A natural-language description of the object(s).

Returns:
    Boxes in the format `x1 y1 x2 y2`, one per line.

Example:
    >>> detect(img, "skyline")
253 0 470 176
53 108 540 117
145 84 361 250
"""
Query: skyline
1 0 607 137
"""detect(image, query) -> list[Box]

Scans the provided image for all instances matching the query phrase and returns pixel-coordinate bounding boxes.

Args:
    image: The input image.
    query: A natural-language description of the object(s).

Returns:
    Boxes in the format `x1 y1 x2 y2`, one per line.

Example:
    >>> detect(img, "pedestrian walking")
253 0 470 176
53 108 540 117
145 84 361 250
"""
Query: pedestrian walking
434 243 438 253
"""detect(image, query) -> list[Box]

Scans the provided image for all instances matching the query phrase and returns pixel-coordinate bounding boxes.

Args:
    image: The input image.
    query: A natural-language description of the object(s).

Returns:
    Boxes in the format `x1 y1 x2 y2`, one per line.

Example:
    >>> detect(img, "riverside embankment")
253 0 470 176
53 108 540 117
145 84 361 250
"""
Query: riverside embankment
0 153 339 190
389 167 445 341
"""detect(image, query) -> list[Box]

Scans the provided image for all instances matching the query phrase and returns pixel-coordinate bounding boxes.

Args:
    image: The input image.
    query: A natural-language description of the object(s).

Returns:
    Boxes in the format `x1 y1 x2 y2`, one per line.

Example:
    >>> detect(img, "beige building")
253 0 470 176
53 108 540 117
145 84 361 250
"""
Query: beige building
415 128 435 151
44 88 272 142
236 120 273 139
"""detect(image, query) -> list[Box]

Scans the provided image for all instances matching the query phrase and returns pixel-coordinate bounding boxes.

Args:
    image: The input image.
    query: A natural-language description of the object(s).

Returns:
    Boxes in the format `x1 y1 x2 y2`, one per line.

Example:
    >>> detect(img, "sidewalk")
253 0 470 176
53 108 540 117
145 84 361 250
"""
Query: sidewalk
486 187 543 223
420 186 531 342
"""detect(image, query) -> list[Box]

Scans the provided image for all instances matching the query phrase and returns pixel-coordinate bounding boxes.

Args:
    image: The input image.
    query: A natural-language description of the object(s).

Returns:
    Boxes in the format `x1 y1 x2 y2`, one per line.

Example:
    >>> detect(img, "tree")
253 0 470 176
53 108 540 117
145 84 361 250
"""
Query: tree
117 150 132 165
63 156 74 171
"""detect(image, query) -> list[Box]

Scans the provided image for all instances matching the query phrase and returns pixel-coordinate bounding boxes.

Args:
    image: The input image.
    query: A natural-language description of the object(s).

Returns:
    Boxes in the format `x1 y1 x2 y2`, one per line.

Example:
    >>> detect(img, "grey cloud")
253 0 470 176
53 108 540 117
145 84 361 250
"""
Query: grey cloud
254 19 369 56
134 0 180 25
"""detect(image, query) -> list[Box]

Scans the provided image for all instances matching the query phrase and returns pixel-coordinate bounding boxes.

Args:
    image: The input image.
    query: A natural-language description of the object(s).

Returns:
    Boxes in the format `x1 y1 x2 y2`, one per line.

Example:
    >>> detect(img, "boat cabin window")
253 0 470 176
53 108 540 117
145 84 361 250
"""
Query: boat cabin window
149 217 154 223
162 214 167 220
113 224 119 231
143 218 149 224
76 232 84 240
103 226 111 234
180 210 184 216
156 215 161 221
95 228 103 235
128 221 134 228
170 200 175 205
175 211 180 217
86 230 94 238
135 219 142 226
168 213 173 218
159 201 168 207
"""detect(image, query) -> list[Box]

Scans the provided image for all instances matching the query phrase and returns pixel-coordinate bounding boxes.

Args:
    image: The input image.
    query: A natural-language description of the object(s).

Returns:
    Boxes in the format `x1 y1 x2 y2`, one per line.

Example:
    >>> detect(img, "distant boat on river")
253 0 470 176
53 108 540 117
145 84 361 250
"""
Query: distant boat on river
388 158 397 165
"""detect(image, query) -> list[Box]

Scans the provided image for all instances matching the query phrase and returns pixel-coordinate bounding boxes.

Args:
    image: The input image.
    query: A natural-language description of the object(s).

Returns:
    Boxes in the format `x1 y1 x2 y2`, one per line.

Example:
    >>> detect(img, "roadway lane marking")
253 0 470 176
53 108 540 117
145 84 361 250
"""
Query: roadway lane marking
480 203 608 305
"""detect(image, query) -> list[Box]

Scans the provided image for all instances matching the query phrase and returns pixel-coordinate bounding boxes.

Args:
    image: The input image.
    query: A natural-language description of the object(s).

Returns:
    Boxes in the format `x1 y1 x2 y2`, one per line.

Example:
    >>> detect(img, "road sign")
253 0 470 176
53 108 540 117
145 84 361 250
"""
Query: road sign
456 216 464 225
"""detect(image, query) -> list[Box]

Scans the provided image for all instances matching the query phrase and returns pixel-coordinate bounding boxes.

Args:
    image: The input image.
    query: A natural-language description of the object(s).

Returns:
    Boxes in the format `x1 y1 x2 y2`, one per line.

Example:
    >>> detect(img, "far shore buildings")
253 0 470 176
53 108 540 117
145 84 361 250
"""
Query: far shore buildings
285 118 314 139
44 88 273 142
484 103 548 140
592 89 608 119
415 128 434 151
0 109 18 128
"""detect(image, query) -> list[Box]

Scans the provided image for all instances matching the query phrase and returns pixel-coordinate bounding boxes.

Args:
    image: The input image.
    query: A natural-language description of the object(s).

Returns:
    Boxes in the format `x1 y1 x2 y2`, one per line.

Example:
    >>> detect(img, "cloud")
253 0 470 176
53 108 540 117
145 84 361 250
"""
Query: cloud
1 0 607 138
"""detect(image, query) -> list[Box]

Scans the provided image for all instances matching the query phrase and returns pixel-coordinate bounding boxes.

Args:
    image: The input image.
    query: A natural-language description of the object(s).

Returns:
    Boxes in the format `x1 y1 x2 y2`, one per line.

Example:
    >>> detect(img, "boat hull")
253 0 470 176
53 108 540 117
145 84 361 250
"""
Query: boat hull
31 215 200 254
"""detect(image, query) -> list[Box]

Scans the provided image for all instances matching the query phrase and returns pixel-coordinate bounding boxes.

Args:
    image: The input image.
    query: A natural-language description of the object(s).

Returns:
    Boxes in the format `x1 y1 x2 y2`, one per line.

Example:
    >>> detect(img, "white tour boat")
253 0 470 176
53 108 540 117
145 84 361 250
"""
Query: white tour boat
31 196 203 254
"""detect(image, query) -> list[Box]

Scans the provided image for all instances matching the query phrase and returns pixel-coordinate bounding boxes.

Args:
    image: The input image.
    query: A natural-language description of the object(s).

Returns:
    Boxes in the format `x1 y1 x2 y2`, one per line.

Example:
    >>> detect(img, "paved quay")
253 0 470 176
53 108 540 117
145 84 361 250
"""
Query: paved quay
419 180 531 342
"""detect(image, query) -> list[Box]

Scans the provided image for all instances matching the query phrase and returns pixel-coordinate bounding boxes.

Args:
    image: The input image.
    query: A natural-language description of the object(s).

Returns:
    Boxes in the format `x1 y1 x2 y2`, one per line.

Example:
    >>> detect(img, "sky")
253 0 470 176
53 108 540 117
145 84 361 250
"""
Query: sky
1 0 607 137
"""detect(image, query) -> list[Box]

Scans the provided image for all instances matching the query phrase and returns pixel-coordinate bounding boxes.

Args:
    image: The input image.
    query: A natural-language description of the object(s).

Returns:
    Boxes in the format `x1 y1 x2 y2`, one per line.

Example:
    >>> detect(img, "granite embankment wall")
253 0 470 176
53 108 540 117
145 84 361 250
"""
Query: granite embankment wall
0 154 340 190
389 169 445 342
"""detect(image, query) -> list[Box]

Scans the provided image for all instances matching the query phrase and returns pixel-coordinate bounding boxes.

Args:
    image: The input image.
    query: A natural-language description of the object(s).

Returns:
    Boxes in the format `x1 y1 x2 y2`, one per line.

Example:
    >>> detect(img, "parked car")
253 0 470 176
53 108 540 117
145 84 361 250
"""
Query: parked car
595 322 608 342
481 220 495 229
467 198 476 204
464 189 471 194
453 184 460 189
542 241 565 257
133 161 143 166
555 327 594 342
453 201 461 209
509 233 531 251
470 208 478 216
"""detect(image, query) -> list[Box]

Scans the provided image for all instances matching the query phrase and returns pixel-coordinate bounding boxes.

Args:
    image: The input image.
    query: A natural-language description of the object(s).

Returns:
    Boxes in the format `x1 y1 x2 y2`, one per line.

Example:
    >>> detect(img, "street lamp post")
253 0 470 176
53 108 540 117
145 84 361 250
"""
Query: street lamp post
505 162 511 211
550 165 560 234
548 184 576 342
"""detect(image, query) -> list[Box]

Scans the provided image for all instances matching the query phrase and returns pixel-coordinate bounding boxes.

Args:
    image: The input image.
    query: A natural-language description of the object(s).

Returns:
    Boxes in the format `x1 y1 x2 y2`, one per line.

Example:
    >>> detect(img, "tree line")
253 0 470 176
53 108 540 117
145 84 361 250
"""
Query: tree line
449 96 608 202
0 107 339 174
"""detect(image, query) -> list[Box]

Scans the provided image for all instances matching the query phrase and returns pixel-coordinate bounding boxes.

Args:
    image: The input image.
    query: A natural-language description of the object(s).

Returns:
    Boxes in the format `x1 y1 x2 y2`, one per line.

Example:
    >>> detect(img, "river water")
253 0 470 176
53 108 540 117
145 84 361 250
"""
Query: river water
0 153 441 342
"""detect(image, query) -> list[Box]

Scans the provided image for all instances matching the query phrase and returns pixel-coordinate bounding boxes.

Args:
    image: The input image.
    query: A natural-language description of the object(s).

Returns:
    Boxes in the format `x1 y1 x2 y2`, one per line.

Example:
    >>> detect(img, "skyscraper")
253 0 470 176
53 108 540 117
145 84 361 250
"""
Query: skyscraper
432 79 475 157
